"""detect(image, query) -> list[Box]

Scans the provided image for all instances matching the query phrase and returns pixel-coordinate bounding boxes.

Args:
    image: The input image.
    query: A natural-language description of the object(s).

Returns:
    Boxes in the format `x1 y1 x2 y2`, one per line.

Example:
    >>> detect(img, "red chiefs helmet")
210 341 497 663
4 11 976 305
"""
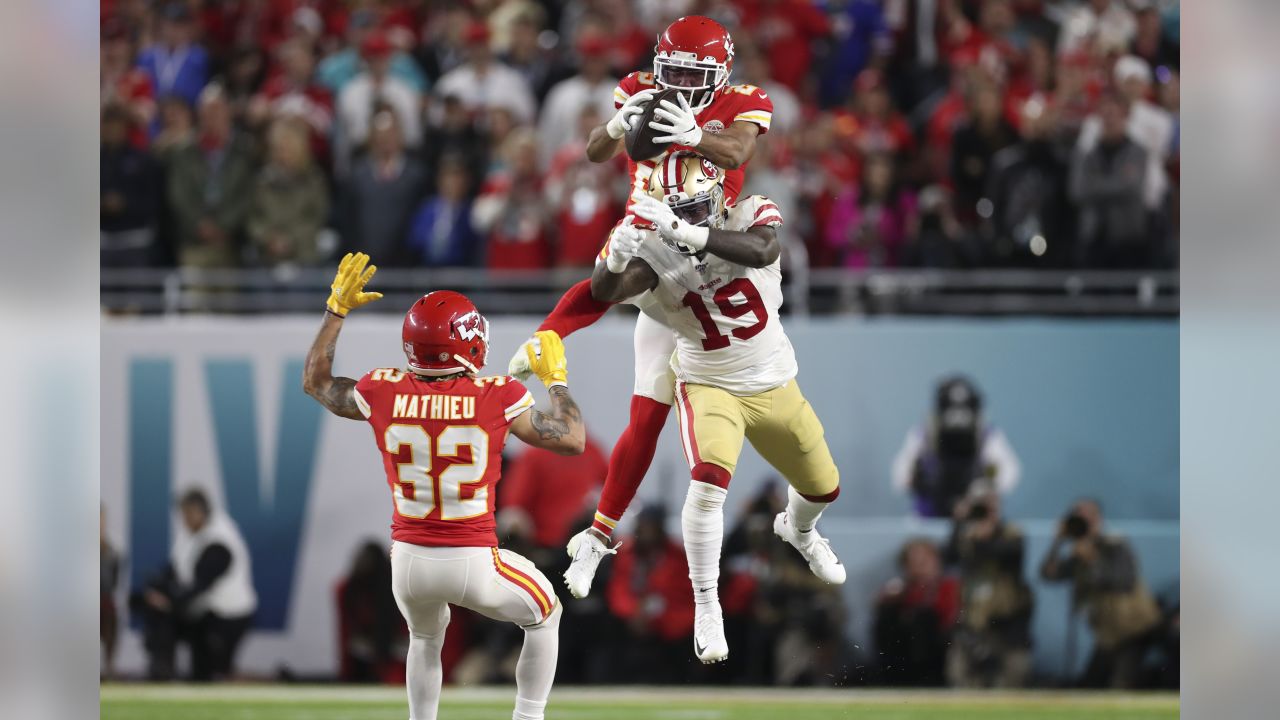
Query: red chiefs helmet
654 16 734 113
402 291 490 376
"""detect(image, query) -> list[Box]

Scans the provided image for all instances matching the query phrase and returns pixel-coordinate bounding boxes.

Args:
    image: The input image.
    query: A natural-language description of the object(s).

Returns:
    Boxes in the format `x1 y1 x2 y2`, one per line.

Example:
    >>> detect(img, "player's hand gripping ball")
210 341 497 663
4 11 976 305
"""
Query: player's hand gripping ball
624 88 684 161
326 252 383 317
524 330 568 389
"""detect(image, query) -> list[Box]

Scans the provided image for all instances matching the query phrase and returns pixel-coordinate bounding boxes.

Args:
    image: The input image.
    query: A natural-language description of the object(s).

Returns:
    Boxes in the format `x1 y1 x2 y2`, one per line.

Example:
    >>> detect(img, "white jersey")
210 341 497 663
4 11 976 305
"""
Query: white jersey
631 195 795 396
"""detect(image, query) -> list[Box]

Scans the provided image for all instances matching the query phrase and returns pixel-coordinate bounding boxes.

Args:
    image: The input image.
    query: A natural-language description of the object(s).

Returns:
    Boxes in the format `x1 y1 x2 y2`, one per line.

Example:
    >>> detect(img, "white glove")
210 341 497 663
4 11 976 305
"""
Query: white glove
508 339 534 379
605 217 645 272
606 89 659 140
631 195 709 253
648 91 703 147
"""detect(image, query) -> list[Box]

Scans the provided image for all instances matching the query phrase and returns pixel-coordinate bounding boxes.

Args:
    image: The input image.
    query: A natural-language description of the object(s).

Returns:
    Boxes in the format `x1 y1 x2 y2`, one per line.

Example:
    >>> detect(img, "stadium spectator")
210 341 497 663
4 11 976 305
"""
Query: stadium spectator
132 489 258 681
471 129 551 269
498 434 608 550
891 375 1021 518
498 6 558 102
416 3 471 84
950 81 1018 227
435 22 537 125
335 541 407 684
316 8 428 94
983 97 1073 266
1077 55 1173 211
605 505 696 683
101 18 155 145
152 95 197 161
1131 5 1179 71
166 84 258 268
247 39 334 162
246 119 329 267
1040 498 1162 689
873 538 959 686
944 486 1033 688
537 34 618 163
136 3 211 109
404 156 480 267
719 481 791 685
101 504 123 678
898 184 977 268
102 103 161 268
1069 92 1153 268
834 69 916 164
335 31 424 174
222 46 269 122
422 94 487 194
1058 0 1137 57
337 110 428 265
825 152 918 268
545 107 626 268
819 0 891 108
736 0 832 93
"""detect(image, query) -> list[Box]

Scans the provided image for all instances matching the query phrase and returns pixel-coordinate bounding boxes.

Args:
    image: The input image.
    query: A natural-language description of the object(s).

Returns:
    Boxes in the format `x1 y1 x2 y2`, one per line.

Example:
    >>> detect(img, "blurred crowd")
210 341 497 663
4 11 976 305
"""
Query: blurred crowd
101 0 1180 274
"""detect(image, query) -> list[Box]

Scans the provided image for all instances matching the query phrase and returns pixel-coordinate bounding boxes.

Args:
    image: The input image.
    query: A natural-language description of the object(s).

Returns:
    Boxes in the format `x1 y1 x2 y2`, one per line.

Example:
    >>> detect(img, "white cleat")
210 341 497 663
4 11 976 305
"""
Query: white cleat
563 529 617 599
692 604 729 664
773 512 847 585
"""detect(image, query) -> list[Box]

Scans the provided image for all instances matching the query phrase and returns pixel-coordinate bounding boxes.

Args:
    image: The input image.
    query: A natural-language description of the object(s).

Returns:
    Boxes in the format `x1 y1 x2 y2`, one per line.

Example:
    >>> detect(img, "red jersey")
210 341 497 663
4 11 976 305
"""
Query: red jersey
354 369 535 547
613 71 774 211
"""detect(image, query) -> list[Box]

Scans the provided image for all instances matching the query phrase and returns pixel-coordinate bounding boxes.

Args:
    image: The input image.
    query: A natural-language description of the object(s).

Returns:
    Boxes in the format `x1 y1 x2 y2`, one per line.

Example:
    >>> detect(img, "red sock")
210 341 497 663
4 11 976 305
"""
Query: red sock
537 279 613 339
591 395 672 539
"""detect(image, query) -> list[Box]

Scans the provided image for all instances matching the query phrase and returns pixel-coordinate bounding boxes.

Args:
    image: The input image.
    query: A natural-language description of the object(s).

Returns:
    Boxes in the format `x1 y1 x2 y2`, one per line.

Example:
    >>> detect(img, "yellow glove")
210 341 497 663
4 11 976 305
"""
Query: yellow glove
326 252 383 317
523 330 568 388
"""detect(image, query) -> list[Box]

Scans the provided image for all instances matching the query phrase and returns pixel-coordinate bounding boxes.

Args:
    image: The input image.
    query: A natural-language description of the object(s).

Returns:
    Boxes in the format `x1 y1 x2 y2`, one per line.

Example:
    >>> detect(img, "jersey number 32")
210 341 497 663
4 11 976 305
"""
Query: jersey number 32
384 424 489 520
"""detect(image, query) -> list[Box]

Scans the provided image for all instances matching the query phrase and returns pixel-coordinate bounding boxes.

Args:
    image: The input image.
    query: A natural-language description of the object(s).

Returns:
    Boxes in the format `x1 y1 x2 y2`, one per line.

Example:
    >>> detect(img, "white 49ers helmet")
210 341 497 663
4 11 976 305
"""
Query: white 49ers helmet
647 153 727 254
654 16 734 113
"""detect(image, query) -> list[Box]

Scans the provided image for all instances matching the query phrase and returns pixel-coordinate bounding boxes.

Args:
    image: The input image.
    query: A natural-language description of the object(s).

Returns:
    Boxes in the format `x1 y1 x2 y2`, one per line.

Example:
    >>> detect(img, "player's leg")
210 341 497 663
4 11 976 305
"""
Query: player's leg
564 313 675 598
743 381 847 584
389 542 458 720
675 380 748 663
463 549 561 720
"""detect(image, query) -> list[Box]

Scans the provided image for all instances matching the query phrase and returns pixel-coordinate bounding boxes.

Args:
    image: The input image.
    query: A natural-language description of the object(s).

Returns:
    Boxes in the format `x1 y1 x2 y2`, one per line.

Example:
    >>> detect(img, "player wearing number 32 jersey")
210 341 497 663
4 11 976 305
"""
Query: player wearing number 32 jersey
303 252 586 720
593 154 848 665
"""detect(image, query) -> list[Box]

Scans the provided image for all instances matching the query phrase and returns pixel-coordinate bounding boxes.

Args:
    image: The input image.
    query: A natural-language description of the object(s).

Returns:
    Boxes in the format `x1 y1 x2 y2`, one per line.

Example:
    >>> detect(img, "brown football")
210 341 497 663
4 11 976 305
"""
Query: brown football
624 88 682 162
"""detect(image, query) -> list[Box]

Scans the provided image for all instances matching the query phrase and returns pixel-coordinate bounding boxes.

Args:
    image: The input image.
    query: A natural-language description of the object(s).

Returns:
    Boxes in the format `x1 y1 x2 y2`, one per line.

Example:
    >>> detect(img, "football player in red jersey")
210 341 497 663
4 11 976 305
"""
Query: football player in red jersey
509 15 775 601
303 253 585 720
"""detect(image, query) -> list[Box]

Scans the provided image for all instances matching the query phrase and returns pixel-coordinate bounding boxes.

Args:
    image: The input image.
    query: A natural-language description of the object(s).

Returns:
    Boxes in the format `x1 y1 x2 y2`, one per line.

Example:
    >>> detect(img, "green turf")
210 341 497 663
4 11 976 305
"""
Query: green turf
100 684 1179 720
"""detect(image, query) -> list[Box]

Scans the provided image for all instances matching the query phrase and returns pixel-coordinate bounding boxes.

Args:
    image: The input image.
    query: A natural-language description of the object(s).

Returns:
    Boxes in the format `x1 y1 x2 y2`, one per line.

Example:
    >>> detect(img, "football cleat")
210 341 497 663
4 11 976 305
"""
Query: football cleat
773 511 847 585
563 529 618 599
692 603 729 664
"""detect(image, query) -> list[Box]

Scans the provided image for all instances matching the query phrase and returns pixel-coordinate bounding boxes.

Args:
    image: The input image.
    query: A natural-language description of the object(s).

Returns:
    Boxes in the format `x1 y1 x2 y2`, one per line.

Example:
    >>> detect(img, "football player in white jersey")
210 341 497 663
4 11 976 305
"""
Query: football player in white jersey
591 153 847 664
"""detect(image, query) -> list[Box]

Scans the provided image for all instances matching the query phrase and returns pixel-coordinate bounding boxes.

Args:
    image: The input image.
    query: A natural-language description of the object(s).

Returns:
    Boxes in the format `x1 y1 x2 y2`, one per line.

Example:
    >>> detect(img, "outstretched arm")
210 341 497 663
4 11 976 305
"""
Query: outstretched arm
510 385 586 455
302 312 363 420
303 252 383 420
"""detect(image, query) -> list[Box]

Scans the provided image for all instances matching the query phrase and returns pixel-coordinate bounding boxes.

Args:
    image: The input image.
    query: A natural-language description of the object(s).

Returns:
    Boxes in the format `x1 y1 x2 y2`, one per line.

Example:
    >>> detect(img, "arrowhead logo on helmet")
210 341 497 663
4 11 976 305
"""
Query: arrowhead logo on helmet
654 16 735 113
402 291 490 376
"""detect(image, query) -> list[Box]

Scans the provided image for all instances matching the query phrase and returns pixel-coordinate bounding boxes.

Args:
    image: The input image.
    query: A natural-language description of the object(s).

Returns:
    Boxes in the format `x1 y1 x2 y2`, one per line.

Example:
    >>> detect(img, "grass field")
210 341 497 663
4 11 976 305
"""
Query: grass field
101 684 1179 719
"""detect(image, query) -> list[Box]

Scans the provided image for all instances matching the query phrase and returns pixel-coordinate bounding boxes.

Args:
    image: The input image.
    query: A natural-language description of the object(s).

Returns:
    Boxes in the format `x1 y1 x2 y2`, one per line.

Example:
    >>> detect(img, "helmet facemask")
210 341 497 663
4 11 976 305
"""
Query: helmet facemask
654 55 726 113
659 183 725 255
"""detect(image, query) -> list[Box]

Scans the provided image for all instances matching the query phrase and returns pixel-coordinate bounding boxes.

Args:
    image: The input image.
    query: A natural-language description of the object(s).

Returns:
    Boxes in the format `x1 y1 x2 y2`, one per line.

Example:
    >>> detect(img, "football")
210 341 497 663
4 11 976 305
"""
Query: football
624 88 682 162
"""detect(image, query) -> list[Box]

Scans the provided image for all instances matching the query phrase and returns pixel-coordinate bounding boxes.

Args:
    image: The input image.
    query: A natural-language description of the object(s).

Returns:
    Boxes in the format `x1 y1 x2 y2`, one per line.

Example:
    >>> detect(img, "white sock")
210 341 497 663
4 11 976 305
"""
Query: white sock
405 613 449 720
787 486 832 534
513 603 561 720
682 481 727 607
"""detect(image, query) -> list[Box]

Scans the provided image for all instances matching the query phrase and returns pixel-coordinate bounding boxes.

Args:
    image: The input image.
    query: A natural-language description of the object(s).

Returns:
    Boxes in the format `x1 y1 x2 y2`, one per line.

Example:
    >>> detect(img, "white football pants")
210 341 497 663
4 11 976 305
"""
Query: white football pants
390 542 561 720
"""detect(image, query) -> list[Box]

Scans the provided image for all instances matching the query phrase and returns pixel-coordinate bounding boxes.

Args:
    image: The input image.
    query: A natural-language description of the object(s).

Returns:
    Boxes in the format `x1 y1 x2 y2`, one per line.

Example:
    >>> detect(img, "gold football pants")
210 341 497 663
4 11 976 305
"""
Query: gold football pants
673 379 840 496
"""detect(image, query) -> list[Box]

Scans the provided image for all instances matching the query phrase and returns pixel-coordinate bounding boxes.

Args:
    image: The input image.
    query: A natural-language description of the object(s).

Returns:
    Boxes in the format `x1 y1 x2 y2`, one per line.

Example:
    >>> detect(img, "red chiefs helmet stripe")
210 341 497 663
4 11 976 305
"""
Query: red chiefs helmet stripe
491 548 554 619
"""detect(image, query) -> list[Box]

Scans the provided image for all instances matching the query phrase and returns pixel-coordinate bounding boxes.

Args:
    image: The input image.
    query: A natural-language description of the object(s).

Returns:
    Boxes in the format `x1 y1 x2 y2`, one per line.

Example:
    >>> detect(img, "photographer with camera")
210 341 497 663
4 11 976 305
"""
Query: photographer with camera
943 484 1034 688
1040 498 1161 688
892 375 1022 518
